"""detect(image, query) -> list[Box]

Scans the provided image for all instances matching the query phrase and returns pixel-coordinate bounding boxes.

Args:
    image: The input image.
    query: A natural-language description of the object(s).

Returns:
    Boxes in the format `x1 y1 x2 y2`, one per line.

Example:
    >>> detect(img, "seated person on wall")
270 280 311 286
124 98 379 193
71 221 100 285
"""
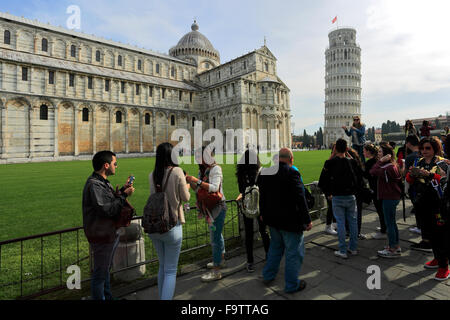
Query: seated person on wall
342 115 366 163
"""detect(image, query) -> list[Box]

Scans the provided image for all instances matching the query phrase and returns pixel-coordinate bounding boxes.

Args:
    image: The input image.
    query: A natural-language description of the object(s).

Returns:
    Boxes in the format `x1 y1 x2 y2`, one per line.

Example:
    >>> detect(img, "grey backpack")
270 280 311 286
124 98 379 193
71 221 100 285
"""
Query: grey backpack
142 168 177 234
241 168 262 219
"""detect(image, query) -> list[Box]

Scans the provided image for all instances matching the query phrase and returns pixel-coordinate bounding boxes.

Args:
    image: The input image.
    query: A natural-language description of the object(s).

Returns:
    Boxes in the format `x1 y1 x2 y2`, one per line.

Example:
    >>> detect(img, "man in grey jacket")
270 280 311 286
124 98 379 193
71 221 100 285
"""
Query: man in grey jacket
82 150 134 300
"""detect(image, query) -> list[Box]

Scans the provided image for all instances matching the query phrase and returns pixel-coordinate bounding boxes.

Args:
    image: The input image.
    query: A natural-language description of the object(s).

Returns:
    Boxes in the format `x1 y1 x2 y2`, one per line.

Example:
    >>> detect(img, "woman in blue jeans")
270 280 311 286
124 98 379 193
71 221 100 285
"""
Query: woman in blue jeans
148 143 191 300
370 143 402 258
187 146 227 282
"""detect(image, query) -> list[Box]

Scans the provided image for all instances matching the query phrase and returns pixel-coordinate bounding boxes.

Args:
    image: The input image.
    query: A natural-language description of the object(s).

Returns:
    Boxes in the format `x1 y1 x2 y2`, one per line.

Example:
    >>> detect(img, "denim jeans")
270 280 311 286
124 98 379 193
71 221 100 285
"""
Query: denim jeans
263 227 305 293
149 223 183 300
352 144 365 164
90 234 120 300
210 208 226 266
382 199 400 248
332 195 358 253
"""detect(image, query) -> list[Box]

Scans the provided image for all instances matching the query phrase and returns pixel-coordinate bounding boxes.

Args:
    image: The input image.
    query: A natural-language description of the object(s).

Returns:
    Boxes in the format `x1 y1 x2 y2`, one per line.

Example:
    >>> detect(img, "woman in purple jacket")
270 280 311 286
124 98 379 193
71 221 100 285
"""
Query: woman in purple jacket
370 144 402 258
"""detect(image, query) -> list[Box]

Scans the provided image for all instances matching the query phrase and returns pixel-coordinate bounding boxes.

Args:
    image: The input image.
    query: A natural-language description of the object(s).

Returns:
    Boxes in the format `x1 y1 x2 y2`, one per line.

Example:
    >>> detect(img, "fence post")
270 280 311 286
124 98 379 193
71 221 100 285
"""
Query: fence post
112 219 146 282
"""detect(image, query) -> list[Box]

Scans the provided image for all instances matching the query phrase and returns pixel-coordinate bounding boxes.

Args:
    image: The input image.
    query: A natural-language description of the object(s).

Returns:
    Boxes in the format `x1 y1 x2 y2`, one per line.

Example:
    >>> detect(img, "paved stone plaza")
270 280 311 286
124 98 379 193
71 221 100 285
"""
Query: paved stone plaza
121 201 450 300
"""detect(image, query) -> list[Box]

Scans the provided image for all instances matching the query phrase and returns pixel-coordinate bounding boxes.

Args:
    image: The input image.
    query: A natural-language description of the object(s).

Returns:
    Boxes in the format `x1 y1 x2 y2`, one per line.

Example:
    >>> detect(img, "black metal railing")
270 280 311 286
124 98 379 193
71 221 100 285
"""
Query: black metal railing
0 184 325 300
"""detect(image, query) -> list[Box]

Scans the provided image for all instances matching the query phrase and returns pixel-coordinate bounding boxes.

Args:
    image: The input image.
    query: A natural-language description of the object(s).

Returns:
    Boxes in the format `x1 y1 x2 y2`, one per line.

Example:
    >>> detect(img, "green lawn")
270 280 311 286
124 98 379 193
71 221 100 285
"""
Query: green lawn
0 149 330 241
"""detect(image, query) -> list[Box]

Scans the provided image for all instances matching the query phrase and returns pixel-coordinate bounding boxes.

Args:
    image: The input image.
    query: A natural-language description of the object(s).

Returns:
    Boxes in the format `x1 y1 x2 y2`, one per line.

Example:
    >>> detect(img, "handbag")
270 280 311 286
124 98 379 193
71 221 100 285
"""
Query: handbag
197 181 223 211
115 199 136 228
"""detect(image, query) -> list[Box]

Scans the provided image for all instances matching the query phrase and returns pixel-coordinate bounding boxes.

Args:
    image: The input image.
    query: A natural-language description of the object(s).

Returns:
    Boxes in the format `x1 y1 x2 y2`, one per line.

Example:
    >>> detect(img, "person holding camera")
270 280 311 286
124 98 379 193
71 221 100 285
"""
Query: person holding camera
82 151 135 300
370 144 402 258
186 146 227 283
342 116 366 163
406 137 449 280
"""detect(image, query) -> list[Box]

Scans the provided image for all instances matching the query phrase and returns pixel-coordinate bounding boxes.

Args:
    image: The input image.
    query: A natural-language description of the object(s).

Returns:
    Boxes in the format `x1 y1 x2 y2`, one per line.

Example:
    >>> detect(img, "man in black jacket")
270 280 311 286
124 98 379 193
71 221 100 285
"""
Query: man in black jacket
258 148 312 293
82 151 134 300
318 138 361 259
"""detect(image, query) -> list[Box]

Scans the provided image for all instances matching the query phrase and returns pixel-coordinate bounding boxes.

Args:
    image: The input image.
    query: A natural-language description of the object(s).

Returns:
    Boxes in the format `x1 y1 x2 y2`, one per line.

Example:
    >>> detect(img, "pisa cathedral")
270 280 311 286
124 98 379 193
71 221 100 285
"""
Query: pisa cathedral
0 12 292 163
324 27 362 147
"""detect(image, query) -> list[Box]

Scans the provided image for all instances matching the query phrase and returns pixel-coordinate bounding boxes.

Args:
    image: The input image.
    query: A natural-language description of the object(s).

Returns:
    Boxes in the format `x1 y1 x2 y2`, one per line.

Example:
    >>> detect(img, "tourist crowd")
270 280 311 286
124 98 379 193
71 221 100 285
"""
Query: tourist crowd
81 115 450 300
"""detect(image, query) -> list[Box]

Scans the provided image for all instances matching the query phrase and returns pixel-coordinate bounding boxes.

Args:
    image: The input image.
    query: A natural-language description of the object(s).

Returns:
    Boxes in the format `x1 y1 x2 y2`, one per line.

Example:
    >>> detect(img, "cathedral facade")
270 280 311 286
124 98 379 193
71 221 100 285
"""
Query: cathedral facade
0 12 292 163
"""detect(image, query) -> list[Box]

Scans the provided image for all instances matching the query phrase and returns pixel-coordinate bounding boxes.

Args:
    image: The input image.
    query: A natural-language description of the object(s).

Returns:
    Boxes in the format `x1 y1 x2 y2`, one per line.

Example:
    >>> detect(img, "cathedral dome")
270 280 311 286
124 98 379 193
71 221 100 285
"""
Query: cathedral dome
169 21 220 63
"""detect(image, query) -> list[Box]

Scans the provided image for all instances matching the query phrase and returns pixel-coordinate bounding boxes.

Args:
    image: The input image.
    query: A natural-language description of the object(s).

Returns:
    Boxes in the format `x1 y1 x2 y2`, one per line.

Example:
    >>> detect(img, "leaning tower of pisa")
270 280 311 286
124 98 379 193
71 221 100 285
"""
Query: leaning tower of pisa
324 27 362 147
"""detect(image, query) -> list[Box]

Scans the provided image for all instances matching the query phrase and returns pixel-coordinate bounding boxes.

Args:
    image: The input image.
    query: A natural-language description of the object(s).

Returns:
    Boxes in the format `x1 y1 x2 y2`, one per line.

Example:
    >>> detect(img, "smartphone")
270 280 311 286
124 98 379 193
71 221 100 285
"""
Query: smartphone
129 176 135 184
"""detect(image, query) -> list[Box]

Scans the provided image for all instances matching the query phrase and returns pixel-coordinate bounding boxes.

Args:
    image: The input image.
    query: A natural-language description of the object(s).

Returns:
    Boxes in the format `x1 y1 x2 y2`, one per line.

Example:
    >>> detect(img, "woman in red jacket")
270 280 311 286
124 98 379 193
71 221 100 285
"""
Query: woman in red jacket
370 144 402 258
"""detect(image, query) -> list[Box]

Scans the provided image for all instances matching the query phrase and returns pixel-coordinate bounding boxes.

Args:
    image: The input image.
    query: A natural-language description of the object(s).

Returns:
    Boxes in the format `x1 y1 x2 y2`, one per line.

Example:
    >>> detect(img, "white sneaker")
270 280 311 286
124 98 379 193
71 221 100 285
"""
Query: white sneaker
201 271 222 282
373 232 387 240
207 261 226 269
334 251 348 259
332 223 337 230
377 248 401 258
325 225 338 235
409 227 422 235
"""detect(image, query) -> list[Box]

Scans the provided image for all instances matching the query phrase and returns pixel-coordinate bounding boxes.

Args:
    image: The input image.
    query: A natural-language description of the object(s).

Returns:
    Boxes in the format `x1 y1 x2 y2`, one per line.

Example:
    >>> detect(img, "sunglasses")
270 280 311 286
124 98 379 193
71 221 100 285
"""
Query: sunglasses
353 118 360 121
112 162 118 167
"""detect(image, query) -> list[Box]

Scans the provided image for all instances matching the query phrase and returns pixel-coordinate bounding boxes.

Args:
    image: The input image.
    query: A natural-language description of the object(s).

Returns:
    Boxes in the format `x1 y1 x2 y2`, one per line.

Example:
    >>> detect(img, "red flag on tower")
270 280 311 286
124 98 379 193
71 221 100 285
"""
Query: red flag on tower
332 16 337 24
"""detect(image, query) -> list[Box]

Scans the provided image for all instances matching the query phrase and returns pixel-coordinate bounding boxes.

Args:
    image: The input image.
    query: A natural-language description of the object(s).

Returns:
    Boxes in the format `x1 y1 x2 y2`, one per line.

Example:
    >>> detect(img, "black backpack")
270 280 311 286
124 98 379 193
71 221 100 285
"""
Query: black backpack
304 186 315 210
142 168 178 234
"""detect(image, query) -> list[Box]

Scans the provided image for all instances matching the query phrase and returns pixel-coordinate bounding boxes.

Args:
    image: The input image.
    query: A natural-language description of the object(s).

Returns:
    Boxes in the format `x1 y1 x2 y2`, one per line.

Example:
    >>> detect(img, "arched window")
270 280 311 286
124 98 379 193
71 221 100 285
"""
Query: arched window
4 30 11 45
116 111 122 123
156 63 160 74
41 38 48 52
96 50 101 62
192 117 196 127
213 117 216 129
138 59 142 70
82 108 89 122
171 66 175 77
145 113 150 125
40 105 48 120
71 45 76 57
170 115 175 126
118 55 122 66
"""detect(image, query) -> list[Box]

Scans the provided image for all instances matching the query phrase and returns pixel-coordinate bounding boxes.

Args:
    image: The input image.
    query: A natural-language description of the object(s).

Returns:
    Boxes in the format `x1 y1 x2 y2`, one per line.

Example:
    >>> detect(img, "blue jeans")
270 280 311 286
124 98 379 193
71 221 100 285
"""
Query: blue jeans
352 144 365 163
210 209 226 266
332 195 358 253
263 227 305 293
382 199 400 248
90 234 120 300
149 223 183 300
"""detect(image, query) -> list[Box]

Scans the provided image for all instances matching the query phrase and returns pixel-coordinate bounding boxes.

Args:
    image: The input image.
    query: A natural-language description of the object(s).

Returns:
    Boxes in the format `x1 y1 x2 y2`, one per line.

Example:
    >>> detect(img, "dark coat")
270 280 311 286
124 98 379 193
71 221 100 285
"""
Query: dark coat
82 172 127 243
258 162 311 233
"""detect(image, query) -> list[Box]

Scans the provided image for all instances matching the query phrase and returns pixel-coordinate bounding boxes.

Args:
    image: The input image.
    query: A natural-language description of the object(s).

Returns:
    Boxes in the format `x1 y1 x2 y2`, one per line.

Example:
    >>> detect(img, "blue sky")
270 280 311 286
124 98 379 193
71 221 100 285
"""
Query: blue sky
1 0 450 135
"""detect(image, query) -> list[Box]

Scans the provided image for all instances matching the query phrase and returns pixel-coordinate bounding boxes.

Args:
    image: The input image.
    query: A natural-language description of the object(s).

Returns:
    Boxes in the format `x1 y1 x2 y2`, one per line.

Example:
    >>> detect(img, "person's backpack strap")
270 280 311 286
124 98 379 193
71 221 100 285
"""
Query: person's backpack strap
162 167 175 193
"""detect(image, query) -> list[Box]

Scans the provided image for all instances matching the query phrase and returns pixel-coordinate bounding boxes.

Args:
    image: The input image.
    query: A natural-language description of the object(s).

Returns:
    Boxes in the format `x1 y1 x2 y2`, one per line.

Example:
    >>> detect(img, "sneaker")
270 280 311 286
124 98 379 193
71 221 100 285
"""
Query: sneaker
246 263 255 273
325 225 338 235
286 280 307 294
409 227 422 235
347 249 358 256
207 261 226 269
259 275 275 285
377 248 401 258
358 234 367 240
334 251 348 259
201 271 222 282
331 223 337 230
372 232 387 240
424 259 439 269
434 267 450 281
410 241 432 253
376 227 381 231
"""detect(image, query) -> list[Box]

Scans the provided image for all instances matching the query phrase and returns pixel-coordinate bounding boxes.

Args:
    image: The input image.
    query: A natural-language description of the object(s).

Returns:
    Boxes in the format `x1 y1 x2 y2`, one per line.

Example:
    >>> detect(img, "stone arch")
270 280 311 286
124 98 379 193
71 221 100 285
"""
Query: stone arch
104 50 114 67
57 100 76 155
53 38 66 58
5 97 31 157
16 29 33 53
